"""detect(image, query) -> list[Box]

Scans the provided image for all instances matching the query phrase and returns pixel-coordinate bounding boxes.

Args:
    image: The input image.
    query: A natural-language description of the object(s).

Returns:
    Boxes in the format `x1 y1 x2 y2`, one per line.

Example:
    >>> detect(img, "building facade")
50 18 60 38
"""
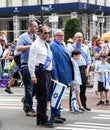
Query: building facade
0 0 110 42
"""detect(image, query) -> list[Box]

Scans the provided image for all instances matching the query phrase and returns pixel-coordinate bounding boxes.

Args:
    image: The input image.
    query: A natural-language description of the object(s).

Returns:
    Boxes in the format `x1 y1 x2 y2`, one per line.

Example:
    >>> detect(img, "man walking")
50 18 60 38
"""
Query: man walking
16 20 38 116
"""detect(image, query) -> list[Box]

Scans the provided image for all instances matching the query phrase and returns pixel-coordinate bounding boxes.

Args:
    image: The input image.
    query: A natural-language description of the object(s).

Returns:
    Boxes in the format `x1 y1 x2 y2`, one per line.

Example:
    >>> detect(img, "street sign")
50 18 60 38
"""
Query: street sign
41 6 50 11
49 16 58 22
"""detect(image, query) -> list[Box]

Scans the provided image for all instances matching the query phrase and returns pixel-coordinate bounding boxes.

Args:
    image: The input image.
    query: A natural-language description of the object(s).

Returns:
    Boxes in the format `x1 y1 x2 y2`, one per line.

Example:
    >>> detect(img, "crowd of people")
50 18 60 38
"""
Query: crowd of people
0 20 110 128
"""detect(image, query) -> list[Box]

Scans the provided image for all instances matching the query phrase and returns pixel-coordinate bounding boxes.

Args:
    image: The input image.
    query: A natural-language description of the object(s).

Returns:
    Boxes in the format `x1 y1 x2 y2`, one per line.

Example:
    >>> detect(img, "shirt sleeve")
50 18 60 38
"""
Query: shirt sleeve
28 43 37 77
17 35 25 46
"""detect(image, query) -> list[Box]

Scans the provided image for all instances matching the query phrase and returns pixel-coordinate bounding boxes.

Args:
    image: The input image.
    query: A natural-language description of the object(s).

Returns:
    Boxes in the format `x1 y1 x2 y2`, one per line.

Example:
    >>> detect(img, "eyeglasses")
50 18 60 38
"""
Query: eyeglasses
56 35 64 37
76 36 83 38
44 32 50 35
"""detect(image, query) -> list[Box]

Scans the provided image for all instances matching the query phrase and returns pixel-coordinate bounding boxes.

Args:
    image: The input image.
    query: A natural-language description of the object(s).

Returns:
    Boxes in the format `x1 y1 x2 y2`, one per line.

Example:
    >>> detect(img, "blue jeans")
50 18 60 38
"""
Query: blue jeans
51 106 61 118
21 66 33 112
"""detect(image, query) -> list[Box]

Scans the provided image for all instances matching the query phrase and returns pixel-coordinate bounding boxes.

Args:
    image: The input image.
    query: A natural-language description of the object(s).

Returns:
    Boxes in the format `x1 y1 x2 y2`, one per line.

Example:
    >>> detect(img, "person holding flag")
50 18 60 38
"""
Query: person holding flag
28 25 54 128
95 53 110 105
50 29 74 123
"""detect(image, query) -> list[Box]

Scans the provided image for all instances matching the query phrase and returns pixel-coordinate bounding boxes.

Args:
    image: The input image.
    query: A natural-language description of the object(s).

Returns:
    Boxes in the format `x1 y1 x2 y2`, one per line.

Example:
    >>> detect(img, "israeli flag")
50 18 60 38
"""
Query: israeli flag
71 89 77 112
51 80 67 109
104 71 110 89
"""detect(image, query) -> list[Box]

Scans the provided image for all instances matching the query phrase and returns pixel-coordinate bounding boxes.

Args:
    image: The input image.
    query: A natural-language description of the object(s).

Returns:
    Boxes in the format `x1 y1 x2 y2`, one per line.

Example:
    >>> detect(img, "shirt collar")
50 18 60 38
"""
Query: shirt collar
101 62 107 65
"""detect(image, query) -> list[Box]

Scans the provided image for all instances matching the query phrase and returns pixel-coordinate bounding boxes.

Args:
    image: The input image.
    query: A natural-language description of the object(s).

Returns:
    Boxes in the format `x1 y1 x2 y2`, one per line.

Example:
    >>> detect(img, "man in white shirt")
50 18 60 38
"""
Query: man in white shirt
28 25 54 128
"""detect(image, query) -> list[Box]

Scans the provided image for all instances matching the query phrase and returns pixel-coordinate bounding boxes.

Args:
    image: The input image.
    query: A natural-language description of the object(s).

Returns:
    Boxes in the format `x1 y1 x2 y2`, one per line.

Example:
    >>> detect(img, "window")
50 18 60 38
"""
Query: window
54 0 59 4
6 0 12 7
95 0 97 4
22 0 28 6
37 0 44 5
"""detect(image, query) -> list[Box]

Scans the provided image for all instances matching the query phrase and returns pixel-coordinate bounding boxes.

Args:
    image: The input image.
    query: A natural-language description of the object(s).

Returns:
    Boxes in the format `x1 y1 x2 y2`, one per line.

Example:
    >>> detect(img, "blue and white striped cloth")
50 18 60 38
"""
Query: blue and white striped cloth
51 80 67 109
104 71 110 89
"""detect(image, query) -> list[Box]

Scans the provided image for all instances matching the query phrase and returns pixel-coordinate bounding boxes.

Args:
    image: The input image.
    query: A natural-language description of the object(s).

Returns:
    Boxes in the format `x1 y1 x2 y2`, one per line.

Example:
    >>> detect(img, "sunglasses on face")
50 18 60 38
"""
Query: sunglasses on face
43 32 50 35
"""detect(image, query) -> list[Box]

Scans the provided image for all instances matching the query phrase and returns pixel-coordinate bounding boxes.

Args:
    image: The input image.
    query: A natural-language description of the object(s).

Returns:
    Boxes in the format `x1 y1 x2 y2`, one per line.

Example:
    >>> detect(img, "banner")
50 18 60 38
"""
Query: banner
104 71 110 89
51 80 67 109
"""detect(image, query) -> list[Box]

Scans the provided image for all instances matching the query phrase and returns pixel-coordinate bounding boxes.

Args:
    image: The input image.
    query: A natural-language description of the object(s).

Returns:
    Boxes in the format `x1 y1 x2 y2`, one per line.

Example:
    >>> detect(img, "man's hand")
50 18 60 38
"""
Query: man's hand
31 77 37 84
85 68 89 77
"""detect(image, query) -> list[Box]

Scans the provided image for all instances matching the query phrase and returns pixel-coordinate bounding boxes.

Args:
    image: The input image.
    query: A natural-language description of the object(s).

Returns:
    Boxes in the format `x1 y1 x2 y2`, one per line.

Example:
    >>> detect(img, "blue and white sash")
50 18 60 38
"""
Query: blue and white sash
43 43 53 70
74 45 88 65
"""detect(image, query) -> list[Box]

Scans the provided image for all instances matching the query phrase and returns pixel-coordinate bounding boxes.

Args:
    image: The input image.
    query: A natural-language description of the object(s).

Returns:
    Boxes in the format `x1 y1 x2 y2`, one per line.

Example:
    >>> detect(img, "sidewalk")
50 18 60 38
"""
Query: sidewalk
62 87 110 111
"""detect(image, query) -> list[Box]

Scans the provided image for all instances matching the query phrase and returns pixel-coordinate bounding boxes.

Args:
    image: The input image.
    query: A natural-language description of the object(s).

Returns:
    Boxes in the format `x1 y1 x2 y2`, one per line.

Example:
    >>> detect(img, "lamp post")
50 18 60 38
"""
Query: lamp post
40 0 43 24
98 15 104 38
13 7 20 40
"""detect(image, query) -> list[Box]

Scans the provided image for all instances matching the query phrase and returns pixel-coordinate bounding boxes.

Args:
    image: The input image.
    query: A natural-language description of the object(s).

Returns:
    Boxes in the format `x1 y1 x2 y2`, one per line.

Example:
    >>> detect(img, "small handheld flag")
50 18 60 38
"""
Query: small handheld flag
104 71 110 89
71 89 77 112
51 79 67 109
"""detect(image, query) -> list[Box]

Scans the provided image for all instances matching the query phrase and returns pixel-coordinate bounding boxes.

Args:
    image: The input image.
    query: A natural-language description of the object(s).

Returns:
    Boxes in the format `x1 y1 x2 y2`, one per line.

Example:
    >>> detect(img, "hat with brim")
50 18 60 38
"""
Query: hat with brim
9 44 16 51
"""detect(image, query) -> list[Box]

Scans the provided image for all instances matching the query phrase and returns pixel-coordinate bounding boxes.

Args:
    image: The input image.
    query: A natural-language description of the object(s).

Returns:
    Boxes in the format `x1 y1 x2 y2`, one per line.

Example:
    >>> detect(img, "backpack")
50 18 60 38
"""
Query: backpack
14 54 21 68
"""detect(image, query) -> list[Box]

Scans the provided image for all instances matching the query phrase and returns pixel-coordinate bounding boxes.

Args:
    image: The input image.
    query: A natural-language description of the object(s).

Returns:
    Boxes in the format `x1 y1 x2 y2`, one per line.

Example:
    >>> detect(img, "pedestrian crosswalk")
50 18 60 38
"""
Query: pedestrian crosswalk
93 114 110 120
0 88 36 109
55 122 110 130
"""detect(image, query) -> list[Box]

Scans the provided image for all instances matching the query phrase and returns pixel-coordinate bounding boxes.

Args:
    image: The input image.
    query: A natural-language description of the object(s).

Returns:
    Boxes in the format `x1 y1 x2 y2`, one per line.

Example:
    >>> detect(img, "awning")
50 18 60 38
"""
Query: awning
98 32 110 40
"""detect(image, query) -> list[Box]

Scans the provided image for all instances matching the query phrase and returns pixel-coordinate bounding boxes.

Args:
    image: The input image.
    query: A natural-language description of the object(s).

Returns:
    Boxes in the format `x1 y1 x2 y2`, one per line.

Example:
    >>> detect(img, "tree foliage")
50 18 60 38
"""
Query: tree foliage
64 18 83 42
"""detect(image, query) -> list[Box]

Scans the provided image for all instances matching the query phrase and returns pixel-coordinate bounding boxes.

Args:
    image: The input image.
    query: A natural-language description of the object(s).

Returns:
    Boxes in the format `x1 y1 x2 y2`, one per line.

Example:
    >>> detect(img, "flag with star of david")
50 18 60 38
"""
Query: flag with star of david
51 80 67 109
104 71 110 89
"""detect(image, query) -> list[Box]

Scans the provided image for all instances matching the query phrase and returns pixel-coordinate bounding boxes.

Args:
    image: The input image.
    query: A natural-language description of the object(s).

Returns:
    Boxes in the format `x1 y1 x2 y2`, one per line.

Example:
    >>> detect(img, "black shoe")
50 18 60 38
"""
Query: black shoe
79 108 85 112
5 88 13 94
41 120 54 128
58 116 66 121
84 107 91 111
50 117 64 123
96 100 104 106
106 100 109 105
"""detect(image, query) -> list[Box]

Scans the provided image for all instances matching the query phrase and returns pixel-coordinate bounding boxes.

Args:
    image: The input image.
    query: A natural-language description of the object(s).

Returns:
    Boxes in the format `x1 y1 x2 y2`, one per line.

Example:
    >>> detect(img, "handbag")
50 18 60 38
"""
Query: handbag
4 59 11 70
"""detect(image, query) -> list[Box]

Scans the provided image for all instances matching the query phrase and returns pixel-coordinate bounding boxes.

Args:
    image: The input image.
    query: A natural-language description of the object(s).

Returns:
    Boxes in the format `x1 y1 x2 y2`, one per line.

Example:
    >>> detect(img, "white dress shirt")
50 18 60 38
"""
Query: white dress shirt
28 37 53 77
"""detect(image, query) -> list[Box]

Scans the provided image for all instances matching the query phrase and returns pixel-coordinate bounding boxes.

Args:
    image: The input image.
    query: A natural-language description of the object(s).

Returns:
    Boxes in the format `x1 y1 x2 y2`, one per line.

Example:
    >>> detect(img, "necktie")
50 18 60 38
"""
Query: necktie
45 43 48 49
33 34 36 41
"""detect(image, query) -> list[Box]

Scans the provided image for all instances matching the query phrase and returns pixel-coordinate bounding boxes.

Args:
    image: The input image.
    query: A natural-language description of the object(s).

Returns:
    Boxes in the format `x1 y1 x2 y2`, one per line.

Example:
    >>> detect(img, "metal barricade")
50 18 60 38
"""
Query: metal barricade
0 58 13 87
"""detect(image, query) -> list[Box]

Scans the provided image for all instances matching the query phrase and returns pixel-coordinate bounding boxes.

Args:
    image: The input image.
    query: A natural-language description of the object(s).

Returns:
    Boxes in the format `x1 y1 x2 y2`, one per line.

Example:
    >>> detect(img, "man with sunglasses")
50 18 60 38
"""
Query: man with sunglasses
16 20 38 116
50 29 74 123
28 25 54 128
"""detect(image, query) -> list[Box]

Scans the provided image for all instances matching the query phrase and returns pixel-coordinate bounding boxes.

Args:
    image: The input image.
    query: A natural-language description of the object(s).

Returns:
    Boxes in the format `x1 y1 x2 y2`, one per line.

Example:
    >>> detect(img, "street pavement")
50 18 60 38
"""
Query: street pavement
0 86 110 130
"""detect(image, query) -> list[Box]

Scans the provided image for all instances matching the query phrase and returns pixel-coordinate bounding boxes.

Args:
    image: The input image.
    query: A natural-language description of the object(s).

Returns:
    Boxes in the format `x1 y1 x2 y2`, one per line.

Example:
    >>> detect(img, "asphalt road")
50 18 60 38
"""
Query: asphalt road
0 87 110 130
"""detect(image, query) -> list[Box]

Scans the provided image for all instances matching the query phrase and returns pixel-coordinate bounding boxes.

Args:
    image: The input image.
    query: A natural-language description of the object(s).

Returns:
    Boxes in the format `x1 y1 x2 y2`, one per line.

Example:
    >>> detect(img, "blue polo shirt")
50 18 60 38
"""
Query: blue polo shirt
17 32 37 67
96 62 110 82
93 46 101 60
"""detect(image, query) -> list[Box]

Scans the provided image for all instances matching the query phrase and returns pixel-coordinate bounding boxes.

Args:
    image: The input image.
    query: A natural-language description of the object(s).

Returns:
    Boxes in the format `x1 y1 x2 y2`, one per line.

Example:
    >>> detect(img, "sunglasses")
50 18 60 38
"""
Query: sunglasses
44 32 50 35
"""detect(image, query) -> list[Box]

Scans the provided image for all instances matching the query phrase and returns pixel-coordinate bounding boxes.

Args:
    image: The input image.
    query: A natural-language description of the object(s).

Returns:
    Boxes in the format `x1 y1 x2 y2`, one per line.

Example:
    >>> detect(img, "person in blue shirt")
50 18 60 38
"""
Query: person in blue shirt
70 50 85 113
16 20 38 117
93 38 109 98
95 53 110 105
72 32 91 111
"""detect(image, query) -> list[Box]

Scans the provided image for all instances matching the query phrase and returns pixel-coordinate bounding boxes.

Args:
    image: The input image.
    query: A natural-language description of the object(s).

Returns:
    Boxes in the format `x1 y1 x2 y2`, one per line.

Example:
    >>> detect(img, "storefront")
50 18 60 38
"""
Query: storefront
0 2 110 42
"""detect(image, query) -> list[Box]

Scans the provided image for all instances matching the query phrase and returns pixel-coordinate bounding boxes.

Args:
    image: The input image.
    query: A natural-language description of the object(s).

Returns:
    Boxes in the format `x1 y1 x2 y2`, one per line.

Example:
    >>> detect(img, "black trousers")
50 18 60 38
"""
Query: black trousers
35 69 51 124
79 66 88 108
